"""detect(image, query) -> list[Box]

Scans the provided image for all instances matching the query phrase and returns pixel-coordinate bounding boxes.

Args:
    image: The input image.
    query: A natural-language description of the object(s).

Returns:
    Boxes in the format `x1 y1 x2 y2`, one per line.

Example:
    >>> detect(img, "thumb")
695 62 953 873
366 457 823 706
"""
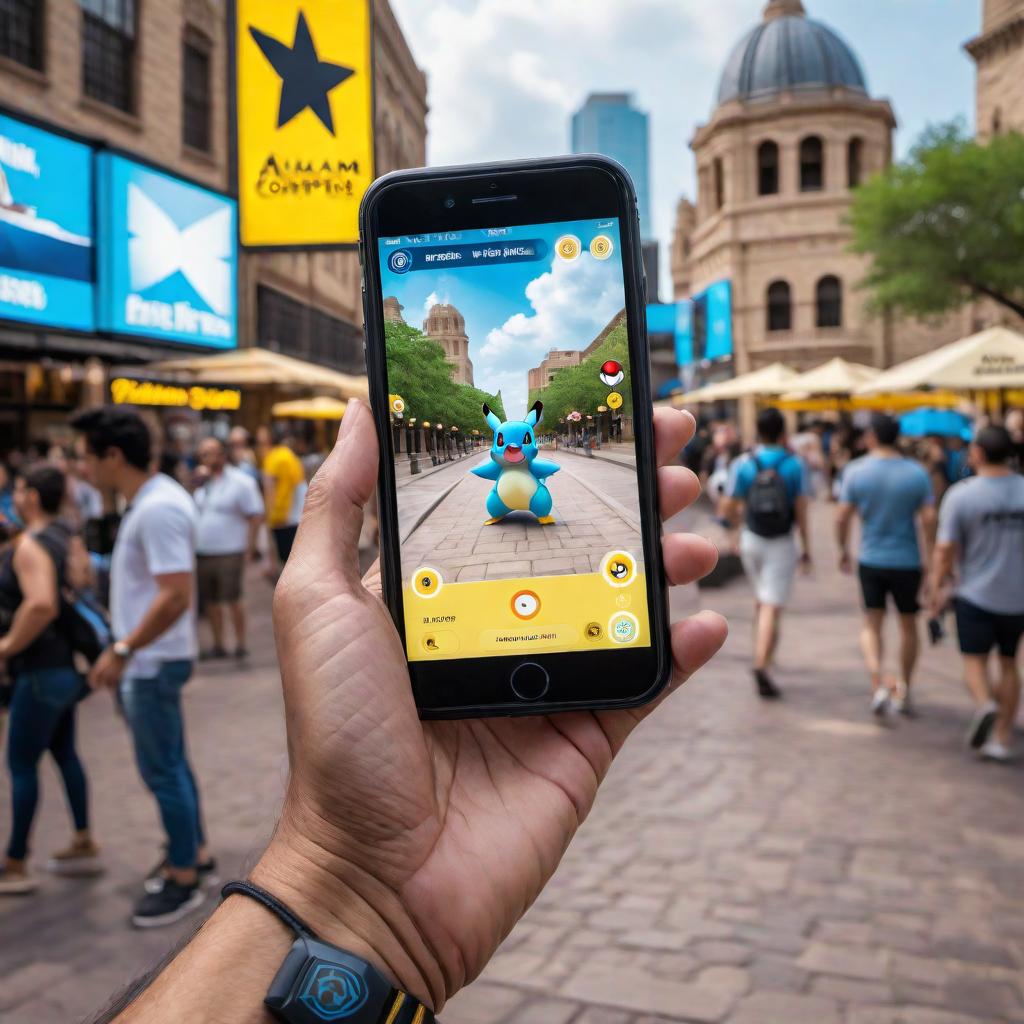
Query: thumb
288 398 379 588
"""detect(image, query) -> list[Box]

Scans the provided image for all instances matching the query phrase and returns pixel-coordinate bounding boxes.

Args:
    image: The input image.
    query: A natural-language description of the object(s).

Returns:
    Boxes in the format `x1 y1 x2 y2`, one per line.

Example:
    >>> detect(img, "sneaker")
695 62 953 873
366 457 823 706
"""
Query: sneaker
966 700 999 750
0 864 37 895
144 852 219 895
234 647 249 660
979 739 1015 763
754 669 782 700
891 682 917 718
46 837 104 877
131 880 204 928
199 646 228 661
871 688 891 717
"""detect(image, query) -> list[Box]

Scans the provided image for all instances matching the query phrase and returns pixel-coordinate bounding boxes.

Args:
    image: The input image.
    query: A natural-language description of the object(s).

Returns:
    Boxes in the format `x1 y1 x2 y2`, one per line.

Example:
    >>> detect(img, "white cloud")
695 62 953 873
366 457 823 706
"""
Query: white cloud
475 252 624 415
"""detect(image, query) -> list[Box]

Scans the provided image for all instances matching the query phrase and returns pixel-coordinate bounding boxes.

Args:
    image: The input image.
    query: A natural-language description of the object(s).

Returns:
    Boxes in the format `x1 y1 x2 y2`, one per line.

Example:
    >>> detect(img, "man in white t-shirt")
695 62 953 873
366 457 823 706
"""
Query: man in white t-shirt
73 406 214 930
194 437 263 660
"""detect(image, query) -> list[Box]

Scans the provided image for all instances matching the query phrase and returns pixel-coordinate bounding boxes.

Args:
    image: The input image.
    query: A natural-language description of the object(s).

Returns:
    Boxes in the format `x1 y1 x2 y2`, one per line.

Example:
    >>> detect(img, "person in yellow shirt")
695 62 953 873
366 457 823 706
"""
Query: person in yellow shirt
262 426 305 568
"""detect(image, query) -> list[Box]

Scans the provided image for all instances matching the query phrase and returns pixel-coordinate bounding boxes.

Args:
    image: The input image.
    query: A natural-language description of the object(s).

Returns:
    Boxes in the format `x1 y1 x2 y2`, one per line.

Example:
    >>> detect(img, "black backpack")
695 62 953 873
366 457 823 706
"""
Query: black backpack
745 454 796 538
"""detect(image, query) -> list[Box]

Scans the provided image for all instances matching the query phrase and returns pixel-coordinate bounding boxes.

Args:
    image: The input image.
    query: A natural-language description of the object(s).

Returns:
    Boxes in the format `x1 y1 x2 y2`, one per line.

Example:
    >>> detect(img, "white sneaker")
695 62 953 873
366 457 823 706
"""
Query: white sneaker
966 700 999 749
870 688 890 717
979 739 1015 763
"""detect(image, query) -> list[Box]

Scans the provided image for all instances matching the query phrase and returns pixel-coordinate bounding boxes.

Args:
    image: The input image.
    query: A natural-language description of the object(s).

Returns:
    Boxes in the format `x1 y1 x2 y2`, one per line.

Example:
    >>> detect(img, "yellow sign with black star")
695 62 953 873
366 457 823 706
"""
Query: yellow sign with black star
233 0 374 248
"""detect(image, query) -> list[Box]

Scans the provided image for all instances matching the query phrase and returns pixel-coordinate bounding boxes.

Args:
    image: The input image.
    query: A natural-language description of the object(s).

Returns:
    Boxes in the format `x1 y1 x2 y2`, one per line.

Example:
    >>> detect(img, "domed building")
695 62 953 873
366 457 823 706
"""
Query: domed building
671 0 955 420
423 302 474 386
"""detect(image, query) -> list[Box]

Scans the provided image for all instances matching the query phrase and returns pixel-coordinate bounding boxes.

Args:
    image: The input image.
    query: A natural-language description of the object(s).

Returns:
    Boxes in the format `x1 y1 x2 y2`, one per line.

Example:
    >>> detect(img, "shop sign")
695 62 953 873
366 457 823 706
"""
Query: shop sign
0 113 95 332
97 154 238 348
110 377 242 411
234 0 374 247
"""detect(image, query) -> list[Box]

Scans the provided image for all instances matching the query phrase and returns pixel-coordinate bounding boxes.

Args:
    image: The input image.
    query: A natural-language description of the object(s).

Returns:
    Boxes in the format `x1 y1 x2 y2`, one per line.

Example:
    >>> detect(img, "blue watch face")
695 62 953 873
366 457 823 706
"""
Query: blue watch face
299 961 370 1020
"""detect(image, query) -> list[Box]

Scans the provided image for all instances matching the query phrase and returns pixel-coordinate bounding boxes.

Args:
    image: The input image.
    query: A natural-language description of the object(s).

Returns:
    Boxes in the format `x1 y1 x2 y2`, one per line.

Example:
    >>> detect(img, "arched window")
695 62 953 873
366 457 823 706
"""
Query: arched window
816 275 842 327
847 137 863 188
800 136 824 192
713 157 725 210
757 141 779 196
766 280 792 332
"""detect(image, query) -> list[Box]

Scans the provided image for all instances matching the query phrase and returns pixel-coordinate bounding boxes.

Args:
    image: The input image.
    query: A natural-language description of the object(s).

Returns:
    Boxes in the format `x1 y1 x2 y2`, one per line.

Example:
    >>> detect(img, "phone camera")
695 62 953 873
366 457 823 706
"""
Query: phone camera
489 182 498 190
443 196 456 209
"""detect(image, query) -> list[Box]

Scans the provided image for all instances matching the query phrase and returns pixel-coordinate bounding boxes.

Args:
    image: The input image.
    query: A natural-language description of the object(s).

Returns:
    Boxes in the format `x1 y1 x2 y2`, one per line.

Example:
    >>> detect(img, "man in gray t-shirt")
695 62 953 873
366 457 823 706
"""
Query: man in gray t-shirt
930 427 1024 762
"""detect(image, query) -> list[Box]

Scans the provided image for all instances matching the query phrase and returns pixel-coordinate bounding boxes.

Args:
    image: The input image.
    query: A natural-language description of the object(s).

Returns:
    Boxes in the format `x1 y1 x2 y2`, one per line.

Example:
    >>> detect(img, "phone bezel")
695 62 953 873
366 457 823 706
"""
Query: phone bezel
360 155 671 718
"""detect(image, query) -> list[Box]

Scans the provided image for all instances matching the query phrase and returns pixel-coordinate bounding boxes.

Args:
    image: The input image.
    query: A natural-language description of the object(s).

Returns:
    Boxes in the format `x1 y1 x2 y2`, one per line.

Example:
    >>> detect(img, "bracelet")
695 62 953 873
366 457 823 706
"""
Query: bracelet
221 880 435 1024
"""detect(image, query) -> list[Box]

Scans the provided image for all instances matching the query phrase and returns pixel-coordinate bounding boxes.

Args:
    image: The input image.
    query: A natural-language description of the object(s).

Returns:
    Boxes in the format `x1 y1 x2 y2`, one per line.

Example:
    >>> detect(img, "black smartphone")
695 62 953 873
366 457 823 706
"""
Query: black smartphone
359 155 670 718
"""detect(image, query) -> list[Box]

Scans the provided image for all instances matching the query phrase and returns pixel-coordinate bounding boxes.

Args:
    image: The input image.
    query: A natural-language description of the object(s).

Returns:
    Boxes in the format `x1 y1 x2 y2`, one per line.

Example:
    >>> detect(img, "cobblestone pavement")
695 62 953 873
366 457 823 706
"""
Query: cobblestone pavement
2 503 1023 1023
400 451 643 581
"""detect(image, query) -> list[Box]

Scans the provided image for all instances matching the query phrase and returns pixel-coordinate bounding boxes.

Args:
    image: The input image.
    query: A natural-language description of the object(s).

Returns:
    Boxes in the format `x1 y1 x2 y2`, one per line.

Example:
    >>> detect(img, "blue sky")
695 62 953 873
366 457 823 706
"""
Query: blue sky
391 0 979 297
380 218 626 414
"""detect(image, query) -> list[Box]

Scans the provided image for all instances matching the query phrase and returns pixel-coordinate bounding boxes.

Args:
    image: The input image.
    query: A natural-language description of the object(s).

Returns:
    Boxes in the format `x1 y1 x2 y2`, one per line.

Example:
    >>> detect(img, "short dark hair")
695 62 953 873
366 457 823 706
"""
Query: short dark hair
271 422 294 446
974 425 1012 465
18 464 66 514
870 413 900 446
756 407 786 444
71 406 152 471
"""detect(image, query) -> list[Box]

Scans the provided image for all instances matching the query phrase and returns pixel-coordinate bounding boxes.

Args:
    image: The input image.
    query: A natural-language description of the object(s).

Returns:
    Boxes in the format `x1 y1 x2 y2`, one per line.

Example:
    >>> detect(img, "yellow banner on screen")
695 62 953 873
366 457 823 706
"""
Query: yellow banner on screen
234 0 374 247
404 571 650 662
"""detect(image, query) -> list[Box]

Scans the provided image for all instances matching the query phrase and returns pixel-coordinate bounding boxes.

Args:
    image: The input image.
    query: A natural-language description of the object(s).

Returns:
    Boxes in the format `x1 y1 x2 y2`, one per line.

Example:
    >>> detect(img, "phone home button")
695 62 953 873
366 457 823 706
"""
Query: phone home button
510 662 550 702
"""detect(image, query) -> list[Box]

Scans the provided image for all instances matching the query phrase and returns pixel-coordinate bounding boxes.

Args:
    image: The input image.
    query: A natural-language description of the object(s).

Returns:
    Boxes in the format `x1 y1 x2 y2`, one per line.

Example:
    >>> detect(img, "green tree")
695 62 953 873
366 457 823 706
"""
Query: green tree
384 321 504 434
529 318 632 426
850 121 1024 319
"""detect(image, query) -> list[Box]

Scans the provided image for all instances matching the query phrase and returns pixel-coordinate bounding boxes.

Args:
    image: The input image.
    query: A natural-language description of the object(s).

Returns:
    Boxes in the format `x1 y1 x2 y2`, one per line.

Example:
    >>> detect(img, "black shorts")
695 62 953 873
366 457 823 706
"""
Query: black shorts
858 564 922 615
954 597 1024 658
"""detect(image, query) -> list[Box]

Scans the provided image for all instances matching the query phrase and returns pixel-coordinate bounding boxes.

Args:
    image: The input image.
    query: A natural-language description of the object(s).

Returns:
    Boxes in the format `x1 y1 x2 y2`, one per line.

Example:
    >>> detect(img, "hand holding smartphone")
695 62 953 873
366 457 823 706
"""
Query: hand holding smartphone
360 156 670 718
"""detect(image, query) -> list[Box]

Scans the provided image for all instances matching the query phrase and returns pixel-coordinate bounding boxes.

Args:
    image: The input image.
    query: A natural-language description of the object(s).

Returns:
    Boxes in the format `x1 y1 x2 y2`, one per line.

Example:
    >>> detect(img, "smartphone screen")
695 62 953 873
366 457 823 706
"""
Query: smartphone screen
377 216 652 664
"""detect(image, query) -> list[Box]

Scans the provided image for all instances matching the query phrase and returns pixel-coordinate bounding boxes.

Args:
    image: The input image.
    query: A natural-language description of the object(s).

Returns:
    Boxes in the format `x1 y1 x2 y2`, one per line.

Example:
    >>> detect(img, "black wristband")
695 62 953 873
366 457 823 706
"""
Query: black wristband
220 880 435 1024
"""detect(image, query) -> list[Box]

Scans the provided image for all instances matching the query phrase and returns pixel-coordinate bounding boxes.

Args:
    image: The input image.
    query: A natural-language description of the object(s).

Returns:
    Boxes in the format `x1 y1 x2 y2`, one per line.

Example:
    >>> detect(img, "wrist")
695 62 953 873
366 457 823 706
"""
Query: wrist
253 815 445 1012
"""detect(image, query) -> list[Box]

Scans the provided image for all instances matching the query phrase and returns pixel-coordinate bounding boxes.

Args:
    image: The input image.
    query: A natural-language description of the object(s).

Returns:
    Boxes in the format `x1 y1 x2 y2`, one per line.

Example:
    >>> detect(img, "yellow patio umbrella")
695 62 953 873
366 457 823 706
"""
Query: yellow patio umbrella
674 362 797 406
856 326 1024 395
772 391 963 413
769 357 881 397
146 347 369 400
271 396 348 420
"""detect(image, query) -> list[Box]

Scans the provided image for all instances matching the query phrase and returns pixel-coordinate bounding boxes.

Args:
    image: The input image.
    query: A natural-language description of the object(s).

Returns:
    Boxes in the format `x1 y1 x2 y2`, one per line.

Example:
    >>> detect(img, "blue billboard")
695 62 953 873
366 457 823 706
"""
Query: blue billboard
97 154 237 348
0 114 95 332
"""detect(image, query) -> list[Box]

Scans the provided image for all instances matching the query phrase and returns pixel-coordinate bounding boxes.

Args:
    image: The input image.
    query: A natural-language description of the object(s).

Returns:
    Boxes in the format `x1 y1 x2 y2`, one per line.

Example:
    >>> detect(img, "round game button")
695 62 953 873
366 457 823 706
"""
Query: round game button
606 391 623 410
511 589 541 620
411 566 443 598
608 612 640 645
555 234 581 261
600 550 637 588
590 234 614 260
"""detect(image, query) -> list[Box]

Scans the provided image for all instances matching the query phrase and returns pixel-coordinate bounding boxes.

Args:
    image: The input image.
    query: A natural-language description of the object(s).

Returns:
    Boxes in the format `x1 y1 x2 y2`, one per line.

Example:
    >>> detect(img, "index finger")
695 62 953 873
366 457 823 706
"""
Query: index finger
653 407 696 468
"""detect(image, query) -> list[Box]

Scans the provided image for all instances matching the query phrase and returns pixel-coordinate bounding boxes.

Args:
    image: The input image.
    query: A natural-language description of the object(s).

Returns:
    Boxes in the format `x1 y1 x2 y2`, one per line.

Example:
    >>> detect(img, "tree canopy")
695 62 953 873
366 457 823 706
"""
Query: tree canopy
384 321 505 433
849 121 1024 319
528 317 631 427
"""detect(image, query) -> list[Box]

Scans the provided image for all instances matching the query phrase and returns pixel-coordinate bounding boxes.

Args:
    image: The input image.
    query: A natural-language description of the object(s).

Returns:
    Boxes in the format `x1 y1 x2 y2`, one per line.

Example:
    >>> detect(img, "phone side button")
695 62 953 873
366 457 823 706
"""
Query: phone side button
509 662 550 702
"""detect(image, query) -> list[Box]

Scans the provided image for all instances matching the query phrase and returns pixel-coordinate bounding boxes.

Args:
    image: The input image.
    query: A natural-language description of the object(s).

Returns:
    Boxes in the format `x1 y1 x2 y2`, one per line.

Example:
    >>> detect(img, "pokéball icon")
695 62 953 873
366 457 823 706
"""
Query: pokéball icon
599 360 624 387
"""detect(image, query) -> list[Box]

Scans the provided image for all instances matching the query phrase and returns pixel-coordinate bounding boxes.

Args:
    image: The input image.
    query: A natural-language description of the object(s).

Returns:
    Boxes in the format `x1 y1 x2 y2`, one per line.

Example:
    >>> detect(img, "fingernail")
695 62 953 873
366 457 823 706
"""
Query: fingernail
339 398 361 441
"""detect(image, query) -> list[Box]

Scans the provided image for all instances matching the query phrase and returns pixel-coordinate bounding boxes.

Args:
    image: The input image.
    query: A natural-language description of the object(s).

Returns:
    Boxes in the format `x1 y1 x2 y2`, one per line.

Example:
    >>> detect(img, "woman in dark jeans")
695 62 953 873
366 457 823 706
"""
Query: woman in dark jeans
0 464 101 894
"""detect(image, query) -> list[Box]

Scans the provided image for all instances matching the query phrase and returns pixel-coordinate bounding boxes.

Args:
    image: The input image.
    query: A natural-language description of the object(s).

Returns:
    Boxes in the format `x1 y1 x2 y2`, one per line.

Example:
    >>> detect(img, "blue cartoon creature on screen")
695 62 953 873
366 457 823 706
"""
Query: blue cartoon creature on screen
471 401 561 525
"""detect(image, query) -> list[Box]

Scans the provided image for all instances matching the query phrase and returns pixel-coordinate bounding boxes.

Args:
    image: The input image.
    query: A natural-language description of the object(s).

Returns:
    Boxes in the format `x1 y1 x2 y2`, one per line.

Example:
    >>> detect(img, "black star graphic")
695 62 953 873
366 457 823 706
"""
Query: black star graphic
250 11 354 135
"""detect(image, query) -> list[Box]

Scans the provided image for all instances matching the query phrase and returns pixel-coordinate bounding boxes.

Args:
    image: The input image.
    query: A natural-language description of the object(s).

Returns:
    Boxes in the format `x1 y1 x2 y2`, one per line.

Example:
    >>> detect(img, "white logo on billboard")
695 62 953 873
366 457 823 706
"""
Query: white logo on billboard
128 184 232 316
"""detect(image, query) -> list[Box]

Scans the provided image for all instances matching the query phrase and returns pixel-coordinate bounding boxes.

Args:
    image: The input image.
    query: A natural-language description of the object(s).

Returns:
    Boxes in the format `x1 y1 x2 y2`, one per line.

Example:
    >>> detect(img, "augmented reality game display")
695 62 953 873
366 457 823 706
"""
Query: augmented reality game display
378 217 652 662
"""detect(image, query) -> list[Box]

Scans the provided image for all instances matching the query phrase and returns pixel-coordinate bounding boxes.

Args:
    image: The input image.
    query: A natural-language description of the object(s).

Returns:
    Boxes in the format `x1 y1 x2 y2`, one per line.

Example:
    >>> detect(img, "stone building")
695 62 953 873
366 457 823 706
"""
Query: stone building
671 0 909 395
423 303 474 385
967 0 1024 139
0 0 425 446
527 349 584 393
383 296 406 323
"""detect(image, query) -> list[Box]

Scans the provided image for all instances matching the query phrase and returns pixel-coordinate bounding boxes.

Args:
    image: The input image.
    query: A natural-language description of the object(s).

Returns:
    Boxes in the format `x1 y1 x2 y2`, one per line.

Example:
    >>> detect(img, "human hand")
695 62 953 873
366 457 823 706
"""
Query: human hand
254 400 727 1012
838 552 852 575
88 646 126 690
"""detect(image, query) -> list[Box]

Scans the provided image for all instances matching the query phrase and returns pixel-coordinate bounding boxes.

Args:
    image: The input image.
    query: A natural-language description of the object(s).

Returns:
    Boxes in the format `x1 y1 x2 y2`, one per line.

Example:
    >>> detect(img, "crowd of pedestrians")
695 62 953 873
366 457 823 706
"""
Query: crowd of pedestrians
0 407 325 925
698 405 1024 762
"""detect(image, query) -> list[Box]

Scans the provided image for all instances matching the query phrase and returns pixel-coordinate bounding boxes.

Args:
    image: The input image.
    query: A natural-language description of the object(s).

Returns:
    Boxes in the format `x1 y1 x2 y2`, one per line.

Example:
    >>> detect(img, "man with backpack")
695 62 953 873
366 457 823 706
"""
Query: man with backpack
725 408 811 699
73 407 215 928
0 465 101 895
836 414 935 718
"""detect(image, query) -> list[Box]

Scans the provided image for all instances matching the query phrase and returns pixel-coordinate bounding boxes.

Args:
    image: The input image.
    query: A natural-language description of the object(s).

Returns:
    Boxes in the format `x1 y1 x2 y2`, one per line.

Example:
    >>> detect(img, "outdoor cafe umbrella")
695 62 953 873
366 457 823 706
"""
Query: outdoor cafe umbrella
857 326 1024 395
769 357 881 397
271 396 348 420
675 362 797 406
146 347 369 400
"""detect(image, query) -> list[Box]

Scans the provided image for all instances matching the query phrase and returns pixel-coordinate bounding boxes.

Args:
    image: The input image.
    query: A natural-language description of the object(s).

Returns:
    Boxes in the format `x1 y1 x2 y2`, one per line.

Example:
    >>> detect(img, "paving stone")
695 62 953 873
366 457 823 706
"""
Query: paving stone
797 942 888 980
691 941 751 966
443 982 527 1024
507 997 581 1024
727 991 843 1024
810 976 895 1004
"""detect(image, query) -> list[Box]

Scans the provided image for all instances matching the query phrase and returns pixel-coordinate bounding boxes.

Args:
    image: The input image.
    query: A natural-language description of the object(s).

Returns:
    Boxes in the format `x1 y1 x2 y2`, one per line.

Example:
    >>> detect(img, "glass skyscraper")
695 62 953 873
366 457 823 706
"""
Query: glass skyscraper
571 93 652 240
